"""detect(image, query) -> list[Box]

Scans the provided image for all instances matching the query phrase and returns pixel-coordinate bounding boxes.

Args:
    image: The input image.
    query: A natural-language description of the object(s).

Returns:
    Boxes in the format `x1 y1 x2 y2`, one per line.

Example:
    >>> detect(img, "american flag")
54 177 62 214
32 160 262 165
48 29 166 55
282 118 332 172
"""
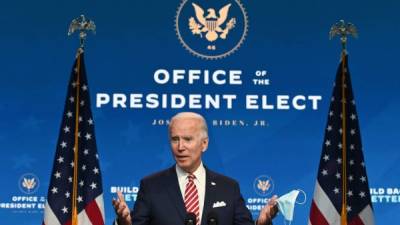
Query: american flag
308 54 375 225
43 49 105 225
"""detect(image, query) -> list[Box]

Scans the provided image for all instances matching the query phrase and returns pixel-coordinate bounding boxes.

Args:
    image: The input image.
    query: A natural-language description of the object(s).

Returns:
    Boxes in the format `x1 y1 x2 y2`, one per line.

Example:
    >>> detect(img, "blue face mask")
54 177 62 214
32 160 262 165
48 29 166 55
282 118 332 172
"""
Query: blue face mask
276 189 306 224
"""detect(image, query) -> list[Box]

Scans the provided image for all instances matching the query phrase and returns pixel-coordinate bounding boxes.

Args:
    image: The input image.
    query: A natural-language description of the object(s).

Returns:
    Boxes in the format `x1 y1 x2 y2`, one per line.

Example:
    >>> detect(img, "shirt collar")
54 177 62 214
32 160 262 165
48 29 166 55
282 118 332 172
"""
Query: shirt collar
176 162 205 181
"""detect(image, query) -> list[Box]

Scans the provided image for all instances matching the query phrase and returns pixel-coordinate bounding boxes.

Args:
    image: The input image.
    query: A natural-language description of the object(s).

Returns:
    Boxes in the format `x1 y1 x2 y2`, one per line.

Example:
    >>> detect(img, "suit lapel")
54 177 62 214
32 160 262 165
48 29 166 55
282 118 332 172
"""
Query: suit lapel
201 168 217 225
165 166 186 222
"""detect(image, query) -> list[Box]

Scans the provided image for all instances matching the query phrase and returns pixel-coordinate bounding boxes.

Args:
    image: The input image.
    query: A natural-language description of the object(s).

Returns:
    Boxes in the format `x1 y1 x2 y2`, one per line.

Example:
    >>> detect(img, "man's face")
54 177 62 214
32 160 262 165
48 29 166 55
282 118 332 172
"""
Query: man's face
169 117 208 173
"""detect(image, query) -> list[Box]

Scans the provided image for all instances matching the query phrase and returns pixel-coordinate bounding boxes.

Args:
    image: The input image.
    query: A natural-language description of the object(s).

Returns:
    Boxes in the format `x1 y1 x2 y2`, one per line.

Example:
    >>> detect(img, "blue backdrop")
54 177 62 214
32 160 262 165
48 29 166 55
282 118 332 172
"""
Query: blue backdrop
0 0 399 224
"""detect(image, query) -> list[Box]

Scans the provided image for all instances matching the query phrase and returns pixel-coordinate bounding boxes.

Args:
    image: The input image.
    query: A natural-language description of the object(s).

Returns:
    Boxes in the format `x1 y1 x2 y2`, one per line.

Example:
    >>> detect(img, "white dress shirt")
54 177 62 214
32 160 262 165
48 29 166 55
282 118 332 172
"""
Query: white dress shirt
176 162 206 225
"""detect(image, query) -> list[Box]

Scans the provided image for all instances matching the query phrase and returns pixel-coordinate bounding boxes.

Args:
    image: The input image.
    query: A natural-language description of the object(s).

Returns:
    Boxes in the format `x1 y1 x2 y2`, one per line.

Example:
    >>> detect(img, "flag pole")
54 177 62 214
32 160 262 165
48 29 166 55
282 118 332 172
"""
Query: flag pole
71 50 81 225
67 15 96 225
329 19 358 225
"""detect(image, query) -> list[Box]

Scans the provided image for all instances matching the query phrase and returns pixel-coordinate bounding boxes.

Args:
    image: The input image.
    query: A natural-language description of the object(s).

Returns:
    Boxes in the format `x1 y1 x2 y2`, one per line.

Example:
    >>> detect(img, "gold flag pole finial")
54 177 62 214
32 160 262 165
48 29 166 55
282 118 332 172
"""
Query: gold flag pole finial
329 19 358 52
68 14 96 48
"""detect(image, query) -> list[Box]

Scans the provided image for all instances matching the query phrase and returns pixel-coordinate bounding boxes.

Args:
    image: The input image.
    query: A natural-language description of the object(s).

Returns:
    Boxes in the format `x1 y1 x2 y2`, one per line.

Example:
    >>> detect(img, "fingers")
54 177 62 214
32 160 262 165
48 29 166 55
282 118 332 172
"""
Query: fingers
269 195 278 206
112 198 120 212
112 192 132 225
116 202 126 214
121 207 130 218
112 197 119 207
258 195 278 222
112 191 127 210
117 191 126 203
112 191 130 216
269 196 279 219
119 206 131 225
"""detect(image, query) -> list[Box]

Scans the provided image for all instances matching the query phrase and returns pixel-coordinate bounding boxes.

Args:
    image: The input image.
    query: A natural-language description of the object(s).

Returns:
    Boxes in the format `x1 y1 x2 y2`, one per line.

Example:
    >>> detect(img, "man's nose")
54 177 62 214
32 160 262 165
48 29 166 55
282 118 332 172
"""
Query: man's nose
177 139 185 150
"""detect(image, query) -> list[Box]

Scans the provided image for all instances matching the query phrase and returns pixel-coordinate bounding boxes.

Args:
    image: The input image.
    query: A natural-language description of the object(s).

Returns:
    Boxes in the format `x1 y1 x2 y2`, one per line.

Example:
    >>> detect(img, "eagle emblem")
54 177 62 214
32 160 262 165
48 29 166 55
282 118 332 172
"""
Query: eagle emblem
22 177 36 191
189 3 236 42
257 179 271 193
253 175 274 196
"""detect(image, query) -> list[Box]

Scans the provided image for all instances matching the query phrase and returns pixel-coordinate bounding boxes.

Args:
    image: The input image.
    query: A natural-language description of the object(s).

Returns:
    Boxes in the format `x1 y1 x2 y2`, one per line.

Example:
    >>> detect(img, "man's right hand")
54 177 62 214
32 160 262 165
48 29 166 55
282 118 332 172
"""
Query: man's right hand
112 191 132 225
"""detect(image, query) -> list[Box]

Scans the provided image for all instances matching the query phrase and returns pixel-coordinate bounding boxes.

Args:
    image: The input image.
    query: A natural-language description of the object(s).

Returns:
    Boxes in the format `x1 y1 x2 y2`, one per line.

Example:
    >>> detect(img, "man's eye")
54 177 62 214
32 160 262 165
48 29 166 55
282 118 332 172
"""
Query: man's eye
171 137 179 142
183 137 192 142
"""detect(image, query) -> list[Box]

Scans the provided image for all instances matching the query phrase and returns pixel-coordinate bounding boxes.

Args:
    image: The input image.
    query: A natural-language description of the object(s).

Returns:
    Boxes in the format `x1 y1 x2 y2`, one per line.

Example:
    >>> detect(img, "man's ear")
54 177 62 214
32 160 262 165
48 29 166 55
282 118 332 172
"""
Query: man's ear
202 138 209 152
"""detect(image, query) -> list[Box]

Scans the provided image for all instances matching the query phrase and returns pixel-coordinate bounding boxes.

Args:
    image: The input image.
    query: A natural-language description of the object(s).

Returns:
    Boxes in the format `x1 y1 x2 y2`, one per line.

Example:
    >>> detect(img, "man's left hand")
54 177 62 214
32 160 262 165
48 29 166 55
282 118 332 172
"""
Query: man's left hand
256 195 278 225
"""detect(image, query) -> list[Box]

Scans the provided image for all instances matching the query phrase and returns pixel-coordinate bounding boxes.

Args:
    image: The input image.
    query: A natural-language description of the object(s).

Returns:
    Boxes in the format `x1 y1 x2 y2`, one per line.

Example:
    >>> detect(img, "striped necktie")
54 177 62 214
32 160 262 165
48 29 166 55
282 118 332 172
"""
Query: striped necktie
185 174 200 225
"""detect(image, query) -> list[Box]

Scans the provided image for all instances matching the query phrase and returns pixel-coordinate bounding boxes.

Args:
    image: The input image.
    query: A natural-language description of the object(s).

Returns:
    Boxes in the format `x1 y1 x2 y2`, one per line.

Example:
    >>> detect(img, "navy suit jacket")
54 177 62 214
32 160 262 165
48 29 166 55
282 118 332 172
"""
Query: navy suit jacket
129 165 255 225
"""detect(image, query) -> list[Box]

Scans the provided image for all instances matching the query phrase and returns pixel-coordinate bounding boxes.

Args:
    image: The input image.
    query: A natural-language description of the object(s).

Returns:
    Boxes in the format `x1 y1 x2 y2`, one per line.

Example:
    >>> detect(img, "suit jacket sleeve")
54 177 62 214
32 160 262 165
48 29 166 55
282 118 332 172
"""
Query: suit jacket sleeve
231 181 273 225
131 179 152 225
232 181 254 225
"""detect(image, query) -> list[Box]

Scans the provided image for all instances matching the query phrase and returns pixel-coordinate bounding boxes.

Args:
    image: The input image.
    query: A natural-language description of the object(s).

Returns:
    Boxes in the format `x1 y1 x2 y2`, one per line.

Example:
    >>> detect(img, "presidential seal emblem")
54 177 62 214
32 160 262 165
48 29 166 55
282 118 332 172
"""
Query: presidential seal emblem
253 175 274 197
175 0 248 59
19 173 40 194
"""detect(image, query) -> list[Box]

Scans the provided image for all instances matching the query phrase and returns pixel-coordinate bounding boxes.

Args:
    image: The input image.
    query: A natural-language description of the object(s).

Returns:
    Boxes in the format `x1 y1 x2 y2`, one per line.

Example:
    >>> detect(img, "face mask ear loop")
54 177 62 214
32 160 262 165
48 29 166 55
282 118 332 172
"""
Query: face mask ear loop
295 189 307 205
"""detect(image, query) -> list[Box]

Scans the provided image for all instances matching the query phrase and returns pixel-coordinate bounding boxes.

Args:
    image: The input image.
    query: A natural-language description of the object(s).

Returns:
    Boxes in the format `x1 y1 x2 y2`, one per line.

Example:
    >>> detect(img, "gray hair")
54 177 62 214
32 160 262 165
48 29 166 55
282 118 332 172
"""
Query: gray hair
169 112 208 138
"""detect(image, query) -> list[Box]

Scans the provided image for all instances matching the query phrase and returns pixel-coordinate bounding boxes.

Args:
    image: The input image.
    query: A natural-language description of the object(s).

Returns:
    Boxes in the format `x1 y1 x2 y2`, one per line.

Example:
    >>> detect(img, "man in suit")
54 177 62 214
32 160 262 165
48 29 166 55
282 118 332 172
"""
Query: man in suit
112 112 278 225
